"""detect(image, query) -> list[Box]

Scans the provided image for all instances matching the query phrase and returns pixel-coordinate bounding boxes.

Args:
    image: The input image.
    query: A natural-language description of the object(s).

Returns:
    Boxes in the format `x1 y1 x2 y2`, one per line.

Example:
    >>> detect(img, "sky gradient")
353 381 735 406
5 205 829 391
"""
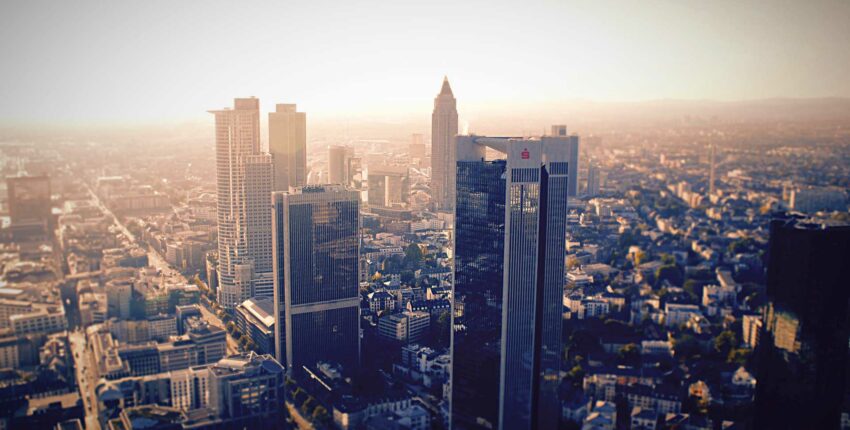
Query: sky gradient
1 0 849 125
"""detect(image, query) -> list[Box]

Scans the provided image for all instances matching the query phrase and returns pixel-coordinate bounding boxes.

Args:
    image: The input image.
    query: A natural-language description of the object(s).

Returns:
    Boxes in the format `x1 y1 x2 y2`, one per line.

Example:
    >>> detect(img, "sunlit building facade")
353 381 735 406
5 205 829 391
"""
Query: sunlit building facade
431 77 458 211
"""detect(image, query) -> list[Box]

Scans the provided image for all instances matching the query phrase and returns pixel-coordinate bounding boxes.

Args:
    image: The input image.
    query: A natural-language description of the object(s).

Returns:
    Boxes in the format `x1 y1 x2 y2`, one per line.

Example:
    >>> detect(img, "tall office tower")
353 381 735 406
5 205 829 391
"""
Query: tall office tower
272 185 360 375
269 104 307 191
451 135 571 430
6 175 51 229
368 166 409 209
551 125 580 197
328 145 348 184
243 154 275 298
708 143 717 196
410 133 426 167
586 162 601 196
431 77 458 211
210 98 261 309
754 216 850 429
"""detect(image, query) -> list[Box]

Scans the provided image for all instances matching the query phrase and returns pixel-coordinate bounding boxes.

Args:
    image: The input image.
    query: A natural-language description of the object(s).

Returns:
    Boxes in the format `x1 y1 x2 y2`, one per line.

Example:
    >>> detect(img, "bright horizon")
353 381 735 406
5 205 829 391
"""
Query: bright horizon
2 0 850 126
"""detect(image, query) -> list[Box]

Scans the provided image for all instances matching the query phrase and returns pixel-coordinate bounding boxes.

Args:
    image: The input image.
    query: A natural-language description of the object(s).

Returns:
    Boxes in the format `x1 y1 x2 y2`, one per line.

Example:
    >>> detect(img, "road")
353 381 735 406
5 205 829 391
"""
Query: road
70 329 101 430
85 183 242 354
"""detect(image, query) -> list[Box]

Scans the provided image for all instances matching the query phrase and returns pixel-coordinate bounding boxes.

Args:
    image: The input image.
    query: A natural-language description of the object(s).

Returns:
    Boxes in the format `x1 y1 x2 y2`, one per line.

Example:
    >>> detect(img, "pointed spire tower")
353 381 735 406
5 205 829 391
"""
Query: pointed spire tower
431 76 459 211
440 75 453 96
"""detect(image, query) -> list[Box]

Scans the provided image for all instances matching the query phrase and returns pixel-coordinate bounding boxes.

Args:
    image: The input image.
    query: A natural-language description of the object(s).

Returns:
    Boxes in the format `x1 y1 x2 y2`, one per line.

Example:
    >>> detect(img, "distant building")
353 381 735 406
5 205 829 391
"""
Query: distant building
788 186 846 213
268 103 307 191
328 145 354 185
410 133 427 167
7 175 52 231
430 77 458 211
368 166 409 209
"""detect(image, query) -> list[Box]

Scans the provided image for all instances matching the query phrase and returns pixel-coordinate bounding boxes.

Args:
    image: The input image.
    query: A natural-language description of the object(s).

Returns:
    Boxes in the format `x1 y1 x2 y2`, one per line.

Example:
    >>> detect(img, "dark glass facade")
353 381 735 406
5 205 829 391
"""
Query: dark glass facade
273 187 360 377
451 155 567 430
290 306 359 373
452 160 507 429
754 217 850 429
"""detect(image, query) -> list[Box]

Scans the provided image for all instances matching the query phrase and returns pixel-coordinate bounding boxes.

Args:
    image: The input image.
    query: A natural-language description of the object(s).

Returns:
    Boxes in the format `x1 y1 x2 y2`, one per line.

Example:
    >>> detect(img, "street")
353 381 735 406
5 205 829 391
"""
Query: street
69 329 101 430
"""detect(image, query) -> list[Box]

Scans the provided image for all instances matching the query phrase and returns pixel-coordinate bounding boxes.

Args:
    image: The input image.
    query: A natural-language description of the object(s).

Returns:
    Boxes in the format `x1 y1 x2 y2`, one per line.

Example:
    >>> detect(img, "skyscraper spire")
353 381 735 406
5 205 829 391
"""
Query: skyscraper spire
440 75 453 96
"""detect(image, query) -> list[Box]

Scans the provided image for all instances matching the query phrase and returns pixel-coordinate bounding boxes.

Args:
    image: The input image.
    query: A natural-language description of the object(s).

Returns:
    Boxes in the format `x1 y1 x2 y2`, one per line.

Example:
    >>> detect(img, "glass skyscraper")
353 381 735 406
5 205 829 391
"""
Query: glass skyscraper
754 215 850 429
272 185 360 376
451 136 572 430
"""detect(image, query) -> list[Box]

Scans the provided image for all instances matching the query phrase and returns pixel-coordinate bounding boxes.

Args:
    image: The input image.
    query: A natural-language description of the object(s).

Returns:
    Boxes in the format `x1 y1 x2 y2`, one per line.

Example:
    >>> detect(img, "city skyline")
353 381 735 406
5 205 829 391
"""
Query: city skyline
1 2 850 429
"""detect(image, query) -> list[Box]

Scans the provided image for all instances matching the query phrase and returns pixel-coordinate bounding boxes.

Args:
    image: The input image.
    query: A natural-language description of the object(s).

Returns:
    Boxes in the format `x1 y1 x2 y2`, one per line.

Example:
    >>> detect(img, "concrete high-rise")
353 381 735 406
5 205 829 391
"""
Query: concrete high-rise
6 175 51 229
328 145 354 185
410 133 426 167
708 143 717 196
269 104 306 191
451 135 572 430
754 216 850 429
587 162 601 196
209 98 274 308
551 125 579 197
368 166 409 209
272 185 360 376
431 77 458 211
243 154 274 298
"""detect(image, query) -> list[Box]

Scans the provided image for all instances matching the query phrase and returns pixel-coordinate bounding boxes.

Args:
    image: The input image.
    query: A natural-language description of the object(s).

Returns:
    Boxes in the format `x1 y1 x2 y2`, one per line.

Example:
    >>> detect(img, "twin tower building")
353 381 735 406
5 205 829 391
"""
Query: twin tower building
211 78 579 430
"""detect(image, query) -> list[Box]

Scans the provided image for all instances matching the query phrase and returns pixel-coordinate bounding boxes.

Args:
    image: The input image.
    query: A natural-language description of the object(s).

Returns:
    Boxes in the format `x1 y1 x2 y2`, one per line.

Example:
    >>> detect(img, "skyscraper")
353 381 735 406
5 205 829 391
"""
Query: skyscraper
328 145 354 185
269 103 307 191
7 175 51 229
551 125 579 197
587 162 601 196
754 216 850 429
368 166 409 209
410 133 426 167
272 185 360 375
210 98 260 309
243 153 274 298
708 143 717 196
451 135 571 430
431 77 458 211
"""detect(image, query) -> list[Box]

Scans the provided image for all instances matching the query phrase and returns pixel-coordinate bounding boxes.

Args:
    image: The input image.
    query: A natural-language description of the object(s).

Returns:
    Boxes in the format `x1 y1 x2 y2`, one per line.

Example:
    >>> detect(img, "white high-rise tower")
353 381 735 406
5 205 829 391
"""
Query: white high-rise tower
209 98 274 308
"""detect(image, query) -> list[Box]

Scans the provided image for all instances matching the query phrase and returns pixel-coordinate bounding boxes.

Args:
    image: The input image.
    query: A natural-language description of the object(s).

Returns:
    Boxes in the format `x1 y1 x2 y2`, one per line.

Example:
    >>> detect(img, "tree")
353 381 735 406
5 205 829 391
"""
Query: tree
403 243 424 267
714 330 738 358
618 343 640 366
727 348 751 366
673 333 700 360
655 264 683 287
431 310 451 347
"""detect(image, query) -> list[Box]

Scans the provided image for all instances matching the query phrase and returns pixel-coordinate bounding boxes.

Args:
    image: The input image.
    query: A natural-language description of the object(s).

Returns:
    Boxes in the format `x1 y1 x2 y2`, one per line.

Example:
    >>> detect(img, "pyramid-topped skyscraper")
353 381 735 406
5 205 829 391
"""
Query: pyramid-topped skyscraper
431 76 458 211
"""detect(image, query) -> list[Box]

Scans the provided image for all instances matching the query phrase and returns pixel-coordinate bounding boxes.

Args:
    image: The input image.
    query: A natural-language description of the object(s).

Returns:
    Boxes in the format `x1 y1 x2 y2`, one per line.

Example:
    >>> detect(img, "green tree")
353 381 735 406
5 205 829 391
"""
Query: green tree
618 343 641 366
714 330 738 358
403 243 424 267
656 264 683 287
727 348 751 365
673 333 700 360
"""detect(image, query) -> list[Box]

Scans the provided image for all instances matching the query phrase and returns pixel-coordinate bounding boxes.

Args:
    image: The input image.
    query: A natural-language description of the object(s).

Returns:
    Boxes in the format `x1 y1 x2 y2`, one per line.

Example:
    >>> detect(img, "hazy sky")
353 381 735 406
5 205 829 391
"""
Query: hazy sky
1 0 849 125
